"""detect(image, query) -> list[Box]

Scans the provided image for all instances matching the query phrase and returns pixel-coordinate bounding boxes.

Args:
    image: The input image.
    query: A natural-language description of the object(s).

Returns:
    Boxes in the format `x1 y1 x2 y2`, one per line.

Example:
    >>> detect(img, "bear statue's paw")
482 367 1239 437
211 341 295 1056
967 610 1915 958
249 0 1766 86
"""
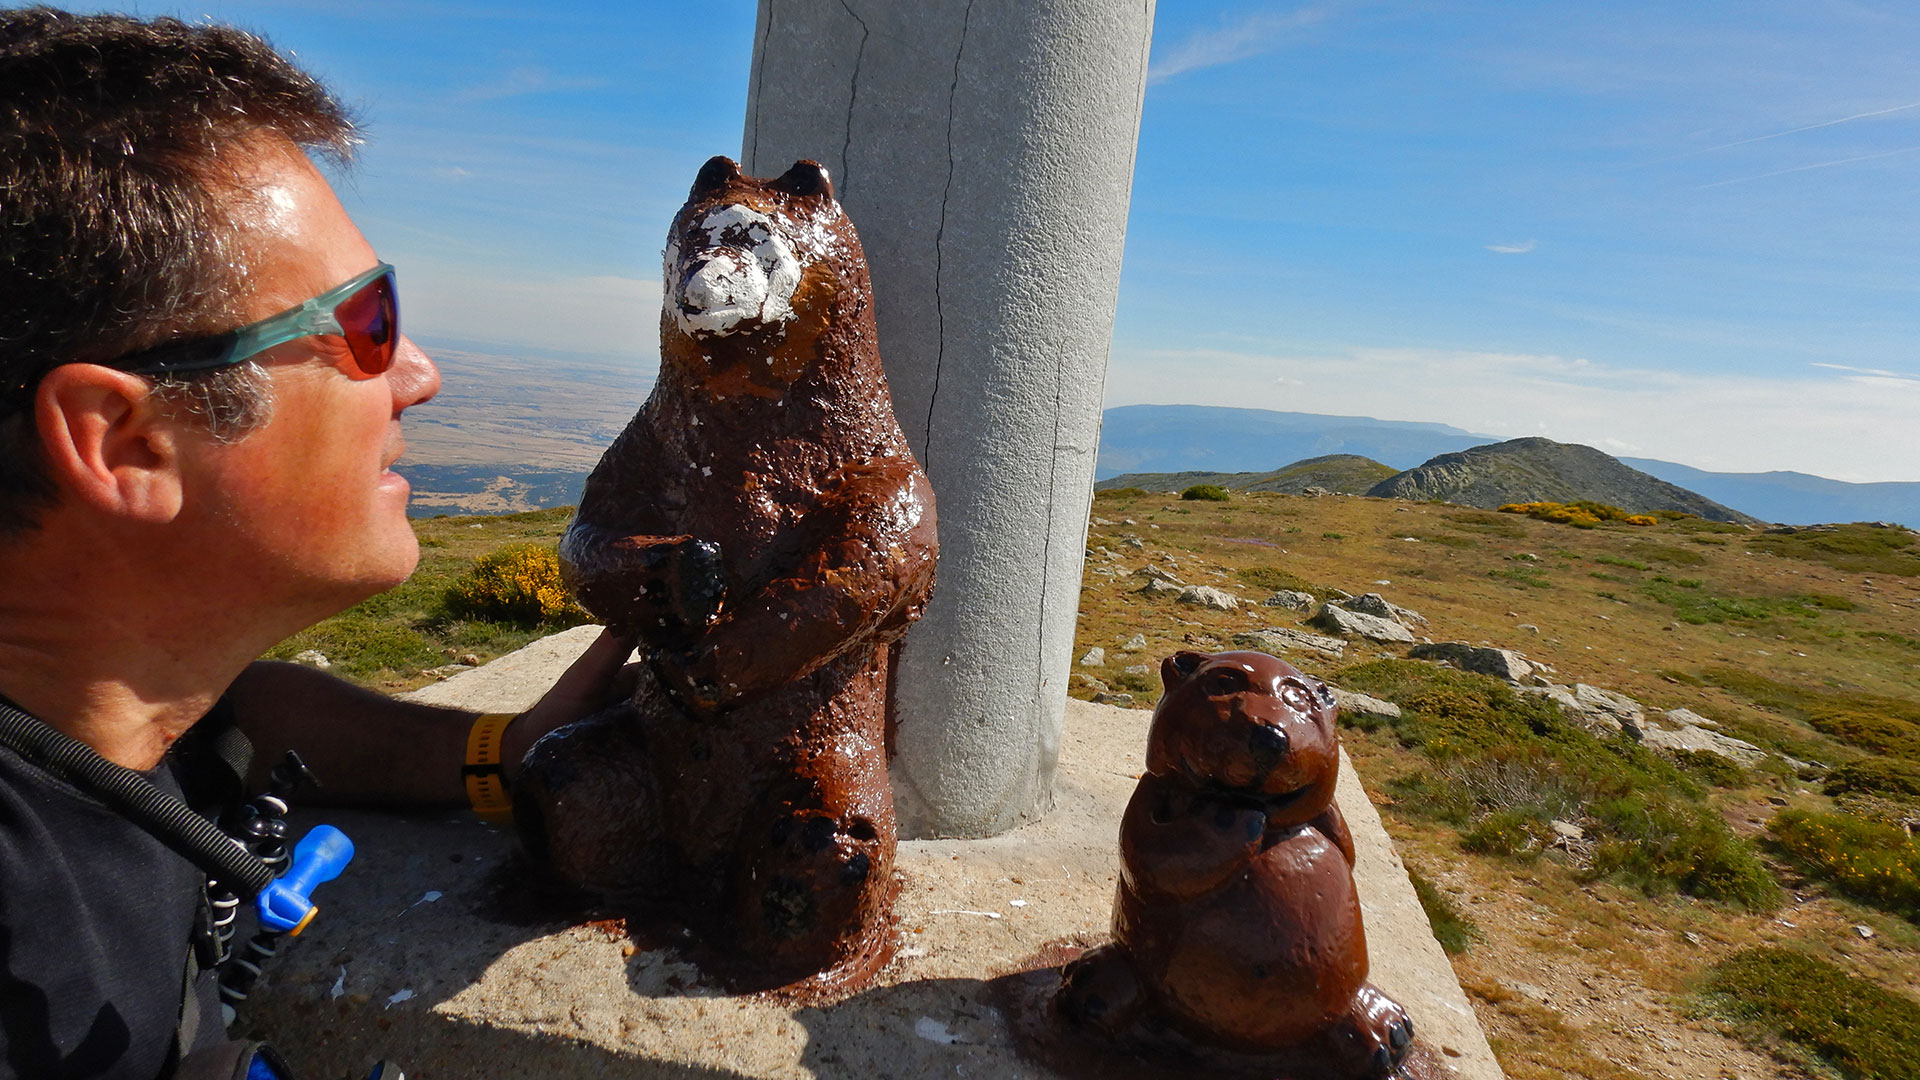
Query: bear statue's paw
1326 983 1414 1079
744 809 885 951
1054 944 1145 1037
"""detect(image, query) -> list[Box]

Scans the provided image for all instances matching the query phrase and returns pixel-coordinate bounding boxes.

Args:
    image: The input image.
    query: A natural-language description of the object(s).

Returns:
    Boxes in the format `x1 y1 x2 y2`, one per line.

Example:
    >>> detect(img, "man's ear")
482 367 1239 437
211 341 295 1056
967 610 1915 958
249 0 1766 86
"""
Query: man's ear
32 364 184 522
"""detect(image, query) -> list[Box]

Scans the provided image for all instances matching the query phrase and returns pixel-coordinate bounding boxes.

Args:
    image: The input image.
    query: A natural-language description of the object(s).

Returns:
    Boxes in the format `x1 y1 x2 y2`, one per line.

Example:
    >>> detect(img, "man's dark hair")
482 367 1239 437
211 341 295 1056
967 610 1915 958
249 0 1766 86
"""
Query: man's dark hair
0 6 355 532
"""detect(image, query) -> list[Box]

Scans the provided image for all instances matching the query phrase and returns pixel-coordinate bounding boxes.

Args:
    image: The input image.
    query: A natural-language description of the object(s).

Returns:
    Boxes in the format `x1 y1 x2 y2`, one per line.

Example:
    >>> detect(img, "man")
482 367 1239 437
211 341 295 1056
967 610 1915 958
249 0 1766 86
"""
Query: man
0 9 632 1078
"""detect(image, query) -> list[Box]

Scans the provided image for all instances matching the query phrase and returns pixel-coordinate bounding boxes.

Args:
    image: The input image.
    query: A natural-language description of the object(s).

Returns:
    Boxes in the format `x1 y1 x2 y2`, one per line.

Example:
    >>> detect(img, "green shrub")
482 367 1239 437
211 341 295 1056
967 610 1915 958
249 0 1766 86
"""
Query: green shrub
1095 486 1150 499
444 544 592 628
1407 870 1477 954
1462 810 1551 859
1748 523 1920 577
1828 759 1920 800
1589 793 1780 909
1626 540 1709 566
1340 660 1781 906
1770 809 1920 920
1671 749 1748 787
1593 554 1649 570
1181 484 1231 502
1237 566 1316 594
1700 947 1920 1079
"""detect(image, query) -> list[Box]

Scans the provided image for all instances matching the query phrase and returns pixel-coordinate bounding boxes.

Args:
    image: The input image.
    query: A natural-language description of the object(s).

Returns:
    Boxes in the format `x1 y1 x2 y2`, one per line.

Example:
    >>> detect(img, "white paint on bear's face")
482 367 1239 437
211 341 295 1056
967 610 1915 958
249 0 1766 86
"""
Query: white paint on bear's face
665 204 802 338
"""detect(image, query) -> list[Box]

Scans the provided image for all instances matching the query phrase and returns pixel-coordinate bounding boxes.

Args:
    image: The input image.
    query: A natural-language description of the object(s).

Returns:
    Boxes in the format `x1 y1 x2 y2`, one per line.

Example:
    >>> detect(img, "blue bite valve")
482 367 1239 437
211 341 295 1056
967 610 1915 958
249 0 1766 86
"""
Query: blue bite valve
255 824 354 935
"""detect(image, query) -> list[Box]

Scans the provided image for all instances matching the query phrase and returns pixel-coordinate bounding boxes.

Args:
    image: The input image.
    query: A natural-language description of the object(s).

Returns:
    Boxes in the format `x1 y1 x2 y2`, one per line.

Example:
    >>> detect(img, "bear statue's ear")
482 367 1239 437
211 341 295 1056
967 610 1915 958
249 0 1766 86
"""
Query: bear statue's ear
692 156 743 199
771 160 834 199
1161 650 1207 689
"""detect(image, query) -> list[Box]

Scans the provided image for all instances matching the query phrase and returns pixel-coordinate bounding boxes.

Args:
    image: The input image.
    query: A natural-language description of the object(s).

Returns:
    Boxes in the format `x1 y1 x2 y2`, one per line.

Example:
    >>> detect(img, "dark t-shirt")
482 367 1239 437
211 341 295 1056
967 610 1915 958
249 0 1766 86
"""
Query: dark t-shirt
0 709 229 1080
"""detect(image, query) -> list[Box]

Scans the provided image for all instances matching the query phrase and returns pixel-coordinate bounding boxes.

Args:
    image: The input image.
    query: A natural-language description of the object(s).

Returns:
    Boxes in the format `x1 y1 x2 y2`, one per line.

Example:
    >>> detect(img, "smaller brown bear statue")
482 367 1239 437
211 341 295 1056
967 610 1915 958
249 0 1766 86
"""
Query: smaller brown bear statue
1057 650 1415 1078
511 155 937 990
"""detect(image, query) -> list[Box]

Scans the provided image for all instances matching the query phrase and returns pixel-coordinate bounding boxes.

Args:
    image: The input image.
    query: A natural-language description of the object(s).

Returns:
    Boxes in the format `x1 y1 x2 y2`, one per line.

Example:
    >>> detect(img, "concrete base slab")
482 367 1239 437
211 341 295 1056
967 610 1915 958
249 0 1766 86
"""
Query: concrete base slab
245 634 1501 1079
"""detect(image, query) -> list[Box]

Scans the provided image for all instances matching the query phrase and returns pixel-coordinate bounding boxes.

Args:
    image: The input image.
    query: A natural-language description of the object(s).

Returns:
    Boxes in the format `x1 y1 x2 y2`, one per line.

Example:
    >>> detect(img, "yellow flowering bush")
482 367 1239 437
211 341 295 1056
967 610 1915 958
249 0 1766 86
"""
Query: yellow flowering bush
445 543 591 628
1497 501 1658 528
1770 809 1920 921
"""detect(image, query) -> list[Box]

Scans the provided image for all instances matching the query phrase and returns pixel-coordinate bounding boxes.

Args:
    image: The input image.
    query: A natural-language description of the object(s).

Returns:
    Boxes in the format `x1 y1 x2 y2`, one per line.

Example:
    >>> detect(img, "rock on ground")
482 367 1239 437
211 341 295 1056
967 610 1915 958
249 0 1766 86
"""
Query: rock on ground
1135 577 1181 598
1177 585 1240 611
1262 589 1315 611
1232 627 1348 660
1311 603 1416 645
1343 592 1428 628
1120 633 1148 652
1330 687 1402 721
1130 564 1183 585
1640 723 1767 767
1664 707 1718 729
1409 642 1535 684
1572 683 1646 736
1078 647 1105 667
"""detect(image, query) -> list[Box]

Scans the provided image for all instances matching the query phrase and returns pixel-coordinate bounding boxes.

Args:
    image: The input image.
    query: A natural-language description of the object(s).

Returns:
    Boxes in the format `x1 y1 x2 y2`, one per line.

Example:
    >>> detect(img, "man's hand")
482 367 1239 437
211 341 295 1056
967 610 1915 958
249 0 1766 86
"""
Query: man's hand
501 627 640 780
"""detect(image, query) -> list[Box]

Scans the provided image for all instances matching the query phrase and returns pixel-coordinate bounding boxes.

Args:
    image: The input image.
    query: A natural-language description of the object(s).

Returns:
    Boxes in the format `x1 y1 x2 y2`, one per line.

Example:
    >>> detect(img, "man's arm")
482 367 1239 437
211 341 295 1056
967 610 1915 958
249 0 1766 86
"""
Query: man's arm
224 628 638 807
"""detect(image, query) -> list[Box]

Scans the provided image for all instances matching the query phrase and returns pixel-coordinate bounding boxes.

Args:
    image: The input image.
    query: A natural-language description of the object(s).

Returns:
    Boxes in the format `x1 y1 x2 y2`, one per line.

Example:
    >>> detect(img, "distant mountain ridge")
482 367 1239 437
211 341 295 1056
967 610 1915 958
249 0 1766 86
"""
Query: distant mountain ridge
1096 405 1916 527
1096 454 1397 495
1366 438 1758 523
1095 404 1495 476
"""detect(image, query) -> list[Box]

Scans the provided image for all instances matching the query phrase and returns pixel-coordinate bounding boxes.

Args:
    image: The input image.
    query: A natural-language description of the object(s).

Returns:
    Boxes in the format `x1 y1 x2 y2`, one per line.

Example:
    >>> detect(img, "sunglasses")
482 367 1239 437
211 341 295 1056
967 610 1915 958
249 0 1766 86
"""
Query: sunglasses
112 261 399 379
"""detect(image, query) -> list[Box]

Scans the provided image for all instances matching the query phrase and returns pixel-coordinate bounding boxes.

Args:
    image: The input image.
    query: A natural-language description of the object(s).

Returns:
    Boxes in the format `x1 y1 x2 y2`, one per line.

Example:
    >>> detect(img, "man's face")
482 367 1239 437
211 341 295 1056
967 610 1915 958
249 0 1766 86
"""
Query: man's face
172 137 440 614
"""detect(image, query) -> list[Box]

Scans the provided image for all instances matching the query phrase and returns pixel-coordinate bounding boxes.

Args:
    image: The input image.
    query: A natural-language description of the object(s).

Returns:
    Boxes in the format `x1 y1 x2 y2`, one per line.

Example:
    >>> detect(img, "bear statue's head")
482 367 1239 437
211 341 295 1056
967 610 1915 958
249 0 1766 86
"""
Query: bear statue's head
658 155 871 400
1145 650 1342 825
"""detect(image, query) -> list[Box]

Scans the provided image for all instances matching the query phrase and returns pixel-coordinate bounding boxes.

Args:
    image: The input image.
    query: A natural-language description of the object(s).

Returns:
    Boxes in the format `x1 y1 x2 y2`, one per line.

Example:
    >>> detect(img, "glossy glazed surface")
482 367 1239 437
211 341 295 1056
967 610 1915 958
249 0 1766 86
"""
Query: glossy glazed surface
1058 651 1414 1077
515 157 937 990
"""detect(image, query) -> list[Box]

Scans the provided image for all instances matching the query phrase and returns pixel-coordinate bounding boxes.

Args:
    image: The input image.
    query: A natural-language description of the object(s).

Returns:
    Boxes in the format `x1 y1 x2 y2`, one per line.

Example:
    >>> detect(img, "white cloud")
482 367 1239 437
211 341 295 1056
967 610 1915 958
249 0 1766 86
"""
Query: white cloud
402 264 662 365
1485 239 1537 254
1105 343 1920 482
1148 3 1340 84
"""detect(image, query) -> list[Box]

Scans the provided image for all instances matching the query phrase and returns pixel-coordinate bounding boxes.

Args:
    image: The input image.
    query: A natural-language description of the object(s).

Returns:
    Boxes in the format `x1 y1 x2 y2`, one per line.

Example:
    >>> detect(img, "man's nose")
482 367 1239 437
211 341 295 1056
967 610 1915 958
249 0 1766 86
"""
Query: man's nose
388 335 440 410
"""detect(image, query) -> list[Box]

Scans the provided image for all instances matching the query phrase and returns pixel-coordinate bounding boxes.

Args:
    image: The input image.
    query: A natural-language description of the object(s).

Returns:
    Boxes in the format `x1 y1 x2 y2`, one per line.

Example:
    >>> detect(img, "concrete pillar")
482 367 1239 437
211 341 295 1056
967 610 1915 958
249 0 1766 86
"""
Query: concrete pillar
744 1 1155 837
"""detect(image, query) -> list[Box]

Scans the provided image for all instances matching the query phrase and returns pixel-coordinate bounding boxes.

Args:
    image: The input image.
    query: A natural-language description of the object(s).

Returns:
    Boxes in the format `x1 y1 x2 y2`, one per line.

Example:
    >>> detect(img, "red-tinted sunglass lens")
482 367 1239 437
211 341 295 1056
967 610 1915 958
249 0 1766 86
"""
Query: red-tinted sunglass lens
336 270 398 375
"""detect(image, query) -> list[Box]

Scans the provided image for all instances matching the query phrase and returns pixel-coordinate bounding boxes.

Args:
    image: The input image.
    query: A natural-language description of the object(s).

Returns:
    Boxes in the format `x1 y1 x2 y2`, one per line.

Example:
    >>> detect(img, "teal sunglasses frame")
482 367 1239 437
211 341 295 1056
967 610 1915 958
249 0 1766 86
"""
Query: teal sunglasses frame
114 261 399 377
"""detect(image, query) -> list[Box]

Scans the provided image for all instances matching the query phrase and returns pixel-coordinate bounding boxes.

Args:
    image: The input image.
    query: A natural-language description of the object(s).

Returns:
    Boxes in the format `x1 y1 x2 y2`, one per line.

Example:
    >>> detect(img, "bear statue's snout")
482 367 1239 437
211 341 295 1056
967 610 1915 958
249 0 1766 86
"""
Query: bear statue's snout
1248 722 1290 771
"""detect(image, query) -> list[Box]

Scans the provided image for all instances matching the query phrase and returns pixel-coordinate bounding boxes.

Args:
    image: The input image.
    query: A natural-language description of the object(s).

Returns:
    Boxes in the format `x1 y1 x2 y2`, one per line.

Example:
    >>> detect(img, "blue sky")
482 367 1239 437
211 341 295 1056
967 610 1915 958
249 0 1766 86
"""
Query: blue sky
62 1 1920 481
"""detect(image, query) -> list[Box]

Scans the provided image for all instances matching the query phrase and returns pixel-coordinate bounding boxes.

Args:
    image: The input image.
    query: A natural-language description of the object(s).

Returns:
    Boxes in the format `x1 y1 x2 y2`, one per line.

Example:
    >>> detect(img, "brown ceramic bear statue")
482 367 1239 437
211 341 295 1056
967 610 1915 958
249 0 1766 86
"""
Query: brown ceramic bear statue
1057 650 1415 1078
512 155 938 989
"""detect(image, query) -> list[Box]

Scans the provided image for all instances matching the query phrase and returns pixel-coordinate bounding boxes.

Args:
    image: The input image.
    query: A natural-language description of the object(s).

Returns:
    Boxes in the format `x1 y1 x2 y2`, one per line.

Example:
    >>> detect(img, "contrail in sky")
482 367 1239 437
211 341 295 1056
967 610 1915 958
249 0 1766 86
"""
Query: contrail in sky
1696 144 1920 189
1693 99 1920 156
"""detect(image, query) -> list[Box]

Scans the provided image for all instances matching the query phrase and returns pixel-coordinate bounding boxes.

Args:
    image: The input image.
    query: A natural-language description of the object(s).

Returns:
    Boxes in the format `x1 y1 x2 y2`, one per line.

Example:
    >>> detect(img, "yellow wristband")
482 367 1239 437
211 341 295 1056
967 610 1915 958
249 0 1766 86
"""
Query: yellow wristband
463 712 517 824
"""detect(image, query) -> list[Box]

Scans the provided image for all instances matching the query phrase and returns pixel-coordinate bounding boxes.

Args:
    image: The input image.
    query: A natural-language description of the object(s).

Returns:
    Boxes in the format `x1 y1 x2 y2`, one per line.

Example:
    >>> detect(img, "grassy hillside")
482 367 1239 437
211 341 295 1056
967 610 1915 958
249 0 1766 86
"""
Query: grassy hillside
1369 437 1759 523
1078 489 1919 1080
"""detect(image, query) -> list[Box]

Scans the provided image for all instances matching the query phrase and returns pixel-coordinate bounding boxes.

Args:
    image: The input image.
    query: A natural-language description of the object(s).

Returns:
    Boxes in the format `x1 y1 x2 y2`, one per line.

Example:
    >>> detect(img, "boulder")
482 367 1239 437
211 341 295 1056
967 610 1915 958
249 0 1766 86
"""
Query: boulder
1640 724 1766 768
1136 578 1182 598
1664 707 1717 730
1232 627 1348 660
1519 684 1580 712
1131 564 1184 585
1091 691 1135 706
1078 647 1105 667
1263 590 1316 611
1408 643 1535 684
1177 585 1241 612
1329 687 1401 721
1345 593 1428 628
1574 684 1643 725
1120 633 1149 652
1311 603 1416 645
